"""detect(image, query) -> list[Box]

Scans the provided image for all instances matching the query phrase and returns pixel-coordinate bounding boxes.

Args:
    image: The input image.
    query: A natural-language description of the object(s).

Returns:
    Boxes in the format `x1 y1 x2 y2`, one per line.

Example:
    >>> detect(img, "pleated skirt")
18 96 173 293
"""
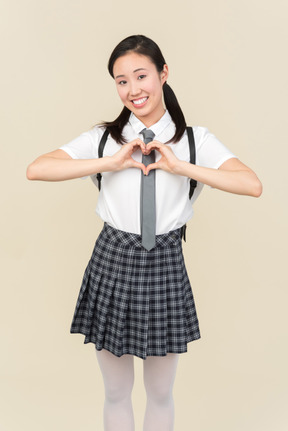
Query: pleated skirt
70 223 200 359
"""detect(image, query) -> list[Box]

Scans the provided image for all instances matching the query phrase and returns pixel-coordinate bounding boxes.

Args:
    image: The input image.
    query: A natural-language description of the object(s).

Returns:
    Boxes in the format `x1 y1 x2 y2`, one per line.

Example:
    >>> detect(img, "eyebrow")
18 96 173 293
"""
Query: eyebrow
115 68 147 79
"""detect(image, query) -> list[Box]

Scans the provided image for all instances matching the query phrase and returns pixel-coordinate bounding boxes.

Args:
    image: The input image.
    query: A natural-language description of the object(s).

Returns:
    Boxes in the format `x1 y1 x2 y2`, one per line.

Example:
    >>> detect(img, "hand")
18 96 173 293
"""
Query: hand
144 141 181 175
112 139 147 174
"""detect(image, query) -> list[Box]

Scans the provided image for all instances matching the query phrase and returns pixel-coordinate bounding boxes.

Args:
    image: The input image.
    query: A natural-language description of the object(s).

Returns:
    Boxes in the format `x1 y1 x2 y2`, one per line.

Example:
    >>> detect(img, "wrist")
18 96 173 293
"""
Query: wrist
173 159 190 176
97 155 116 173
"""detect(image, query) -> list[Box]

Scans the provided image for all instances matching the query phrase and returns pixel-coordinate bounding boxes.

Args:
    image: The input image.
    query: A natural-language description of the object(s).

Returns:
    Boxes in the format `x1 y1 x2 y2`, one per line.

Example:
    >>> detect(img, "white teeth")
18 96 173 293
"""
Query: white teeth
133 97 148 105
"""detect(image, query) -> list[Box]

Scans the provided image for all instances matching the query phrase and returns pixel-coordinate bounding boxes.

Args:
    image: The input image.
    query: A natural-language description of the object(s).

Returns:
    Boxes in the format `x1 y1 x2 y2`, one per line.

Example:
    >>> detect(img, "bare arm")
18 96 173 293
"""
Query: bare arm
26 139 147 181
145 141 262 197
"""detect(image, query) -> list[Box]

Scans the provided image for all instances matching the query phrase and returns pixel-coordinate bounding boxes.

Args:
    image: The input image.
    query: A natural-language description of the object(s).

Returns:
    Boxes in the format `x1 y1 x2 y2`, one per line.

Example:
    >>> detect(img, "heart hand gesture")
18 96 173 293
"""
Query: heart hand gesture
112 139 181 176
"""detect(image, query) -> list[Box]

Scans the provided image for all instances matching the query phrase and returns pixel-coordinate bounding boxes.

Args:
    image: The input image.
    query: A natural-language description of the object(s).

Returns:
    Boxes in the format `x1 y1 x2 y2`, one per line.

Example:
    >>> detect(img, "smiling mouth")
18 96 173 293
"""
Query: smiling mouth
131 97 148 107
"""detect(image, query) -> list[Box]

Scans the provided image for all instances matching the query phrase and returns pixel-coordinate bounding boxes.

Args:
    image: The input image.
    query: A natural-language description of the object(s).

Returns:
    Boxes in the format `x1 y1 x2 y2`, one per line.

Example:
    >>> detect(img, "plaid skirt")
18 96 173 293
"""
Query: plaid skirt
70 223 200 359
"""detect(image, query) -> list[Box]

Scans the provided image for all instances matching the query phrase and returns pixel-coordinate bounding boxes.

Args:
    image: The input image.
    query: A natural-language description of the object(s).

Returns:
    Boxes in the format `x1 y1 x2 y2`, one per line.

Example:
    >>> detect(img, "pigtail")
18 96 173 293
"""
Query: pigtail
101 107 131 145
163 82 186 143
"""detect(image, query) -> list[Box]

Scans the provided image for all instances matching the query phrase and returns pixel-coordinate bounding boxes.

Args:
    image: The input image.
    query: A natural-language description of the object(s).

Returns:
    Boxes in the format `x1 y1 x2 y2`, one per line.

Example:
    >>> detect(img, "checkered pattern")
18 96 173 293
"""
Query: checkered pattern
70 223 200 359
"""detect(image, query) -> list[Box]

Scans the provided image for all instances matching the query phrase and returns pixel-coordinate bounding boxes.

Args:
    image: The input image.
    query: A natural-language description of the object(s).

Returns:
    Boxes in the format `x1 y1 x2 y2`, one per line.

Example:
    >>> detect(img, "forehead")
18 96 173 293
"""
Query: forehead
113 52 156 77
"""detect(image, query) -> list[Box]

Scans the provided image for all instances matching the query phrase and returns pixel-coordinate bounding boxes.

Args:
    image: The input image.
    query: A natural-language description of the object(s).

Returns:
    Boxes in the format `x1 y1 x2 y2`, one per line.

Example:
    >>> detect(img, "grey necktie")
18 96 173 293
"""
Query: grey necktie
141 129 156 251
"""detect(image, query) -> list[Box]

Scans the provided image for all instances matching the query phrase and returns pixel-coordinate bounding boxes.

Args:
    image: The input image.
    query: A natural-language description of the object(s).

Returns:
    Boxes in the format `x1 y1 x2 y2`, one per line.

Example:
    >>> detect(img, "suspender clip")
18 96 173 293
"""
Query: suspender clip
96 173 102 191
181 224 187 242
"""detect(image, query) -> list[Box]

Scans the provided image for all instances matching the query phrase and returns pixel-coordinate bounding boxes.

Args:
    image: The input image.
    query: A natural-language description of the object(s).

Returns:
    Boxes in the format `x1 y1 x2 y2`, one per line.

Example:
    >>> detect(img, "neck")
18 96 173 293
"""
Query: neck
136 108 166 128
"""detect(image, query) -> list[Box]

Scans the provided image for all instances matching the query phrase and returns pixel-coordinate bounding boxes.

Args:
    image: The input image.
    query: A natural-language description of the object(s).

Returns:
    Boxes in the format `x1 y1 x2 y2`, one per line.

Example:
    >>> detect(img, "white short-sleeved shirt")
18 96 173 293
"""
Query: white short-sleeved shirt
60 111 236 235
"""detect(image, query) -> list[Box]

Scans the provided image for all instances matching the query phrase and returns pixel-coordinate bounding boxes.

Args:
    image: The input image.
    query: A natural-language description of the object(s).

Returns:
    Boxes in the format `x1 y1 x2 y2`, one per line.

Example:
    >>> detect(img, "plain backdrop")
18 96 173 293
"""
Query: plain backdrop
1 0 287 430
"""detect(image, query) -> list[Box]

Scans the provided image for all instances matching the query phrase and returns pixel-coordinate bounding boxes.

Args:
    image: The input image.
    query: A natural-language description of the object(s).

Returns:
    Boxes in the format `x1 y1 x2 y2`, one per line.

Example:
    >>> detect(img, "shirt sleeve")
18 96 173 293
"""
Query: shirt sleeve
59 126 105 160
194 127 237 169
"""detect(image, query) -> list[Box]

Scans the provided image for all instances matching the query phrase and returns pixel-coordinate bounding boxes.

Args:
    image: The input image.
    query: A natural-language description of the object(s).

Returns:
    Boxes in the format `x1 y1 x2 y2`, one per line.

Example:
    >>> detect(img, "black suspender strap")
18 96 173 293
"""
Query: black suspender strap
96 127 197 199
181 126 196 242
186 126 197 199
96 129 109 190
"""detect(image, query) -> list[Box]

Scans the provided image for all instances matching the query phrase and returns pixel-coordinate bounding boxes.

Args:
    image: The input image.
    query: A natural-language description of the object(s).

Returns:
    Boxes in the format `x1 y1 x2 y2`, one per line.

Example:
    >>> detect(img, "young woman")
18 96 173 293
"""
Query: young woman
27 35 262 431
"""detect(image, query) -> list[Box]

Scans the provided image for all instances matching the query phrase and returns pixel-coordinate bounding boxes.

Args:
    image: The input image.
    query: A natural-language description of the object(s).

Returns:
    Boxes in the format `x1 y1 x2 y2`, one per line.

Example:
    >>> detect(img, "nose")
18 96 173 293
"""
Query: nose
129 81 141 97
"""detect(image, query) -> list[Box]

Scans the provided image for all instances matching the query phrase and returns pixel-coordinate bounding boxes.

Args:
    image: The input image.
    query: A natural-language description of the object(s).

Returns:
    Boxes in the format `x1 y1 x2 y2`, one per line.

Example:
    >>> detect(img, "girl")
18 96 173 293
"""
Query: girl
27 35 262 431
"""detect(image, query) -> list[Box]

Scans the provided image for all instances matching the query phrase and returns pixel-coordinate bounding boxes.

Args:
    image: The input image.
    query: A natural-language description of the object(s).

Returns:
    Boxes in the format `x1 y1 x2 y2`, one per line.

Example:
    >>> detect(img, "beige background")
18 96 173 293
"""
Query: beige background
1 0 287 430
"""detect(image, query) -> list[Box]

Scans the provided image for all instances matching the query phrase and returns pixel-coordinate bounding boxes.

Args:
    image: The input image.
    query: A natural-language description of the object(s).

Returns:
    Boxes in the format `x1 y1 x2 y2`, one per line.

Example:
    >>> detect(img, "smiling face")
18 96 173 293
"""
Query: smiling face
113 52 169 127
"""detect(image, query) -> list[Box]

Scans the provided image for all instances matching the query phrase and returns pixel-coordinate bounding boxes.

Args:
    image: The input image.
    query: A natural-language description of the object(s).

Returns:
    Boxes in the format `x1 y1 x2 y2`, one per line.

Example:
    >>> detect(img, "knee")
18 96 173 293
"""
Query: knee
105 379 134 404
144 381 173 405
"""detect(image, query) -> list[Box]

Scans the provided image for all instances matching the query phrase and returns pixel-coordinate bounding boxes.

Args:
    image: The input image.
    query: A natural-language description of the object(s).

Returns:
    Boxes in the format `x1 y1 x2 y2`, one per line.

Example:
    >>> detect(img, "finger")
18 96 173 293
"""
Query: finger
130 139 146 153
129 160 146 174
145 162 160 175
145 141 164 154
146 140 163 149
127 140 140 151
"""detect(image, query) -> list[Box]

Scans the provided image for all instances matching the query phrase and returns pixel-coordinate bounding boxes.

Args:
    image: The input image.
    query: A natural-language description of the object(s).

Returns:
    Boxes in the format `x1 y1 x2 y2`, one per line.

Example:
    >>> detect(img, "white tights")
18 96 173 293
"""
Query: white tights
96 349 179 431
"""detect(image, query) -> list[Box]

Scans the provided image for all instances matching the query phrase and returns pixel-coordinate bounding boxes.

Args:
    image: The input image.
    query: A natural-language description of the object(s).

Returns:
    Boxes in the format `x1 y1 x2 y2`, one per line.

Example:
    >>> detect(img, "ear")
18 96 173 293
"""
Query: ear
160 64 169 84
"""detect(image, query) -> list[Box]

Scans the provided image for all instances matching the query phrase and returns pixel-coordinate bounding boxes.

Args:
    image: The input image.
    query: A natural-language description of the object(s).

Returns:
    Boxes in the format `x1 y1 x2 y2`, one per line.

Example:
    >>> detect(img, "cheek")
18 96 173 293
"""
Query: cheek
116 86 127 103
146 79 162 96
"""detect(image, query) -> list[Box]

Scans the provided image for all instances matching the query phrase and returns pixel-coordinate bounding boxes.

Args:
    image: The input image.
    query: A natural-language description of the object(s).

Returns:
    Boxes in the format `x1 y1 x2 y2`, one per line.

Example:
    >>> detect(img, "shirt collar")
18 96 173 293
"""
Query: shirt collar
128 110 172 138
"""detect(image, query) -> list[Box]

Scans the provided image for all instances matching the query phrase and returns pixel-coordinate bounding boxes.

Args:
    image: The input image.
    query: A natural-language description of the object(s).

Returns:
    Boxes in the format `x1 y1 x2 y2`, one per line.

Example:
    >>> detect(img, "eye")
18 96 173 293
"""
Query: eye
117 80 127 85
138 75 146 80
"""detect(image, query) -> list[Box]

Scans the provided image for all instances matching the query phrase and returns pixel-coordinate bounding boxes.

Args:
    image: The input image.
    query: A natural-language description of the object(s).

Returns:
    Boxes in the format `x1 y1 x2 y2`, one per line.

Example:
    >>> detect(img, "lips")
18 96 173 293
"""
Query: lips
131 97 148 107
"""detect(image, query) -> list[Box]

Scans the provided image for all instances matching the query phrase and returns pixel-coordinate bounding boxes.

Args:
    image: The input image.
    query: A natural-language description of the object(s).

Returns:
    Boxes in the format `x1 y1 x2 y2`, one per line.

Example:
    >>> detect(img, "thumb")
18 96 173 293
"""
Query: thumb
131 160 146 175
145 162 159 175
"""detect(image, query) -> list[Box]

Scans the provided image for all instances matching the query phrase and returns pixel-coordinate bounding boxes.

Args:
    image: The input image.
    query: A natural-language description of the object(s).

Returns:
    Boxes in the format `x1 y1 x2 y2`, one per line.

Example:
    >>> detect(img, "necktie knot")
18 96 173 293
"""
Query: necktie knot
141 129 155 144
